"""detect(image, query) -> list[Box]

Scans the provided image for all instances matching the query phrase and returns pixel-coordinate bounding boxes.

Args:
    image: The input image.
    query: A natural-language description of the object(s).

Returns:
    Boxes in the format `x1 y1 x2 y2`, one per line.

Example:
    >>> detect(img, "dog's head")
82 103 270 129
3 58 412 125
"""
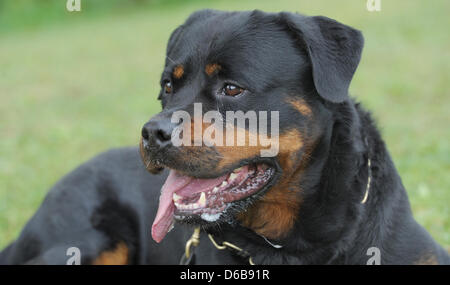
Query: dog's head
140 10 363 243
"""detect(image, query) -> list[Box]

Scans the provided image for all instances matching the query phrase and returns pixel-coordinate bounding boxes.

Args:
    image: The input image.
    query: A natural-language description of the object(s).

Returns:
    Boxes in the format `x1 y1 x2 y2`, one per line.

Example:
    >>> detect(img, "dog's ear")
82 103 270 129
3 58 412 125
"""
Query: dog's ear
279 13 364 103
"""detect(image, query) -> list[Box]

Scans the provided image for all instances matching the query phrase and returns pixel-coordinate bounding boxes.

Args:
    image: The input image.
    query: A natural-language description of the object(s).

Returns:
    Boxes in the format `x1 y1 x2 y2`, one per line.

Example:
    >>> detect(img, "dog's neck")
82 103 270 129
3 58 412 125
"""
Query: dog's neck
213 100 414 264
275 100 372 263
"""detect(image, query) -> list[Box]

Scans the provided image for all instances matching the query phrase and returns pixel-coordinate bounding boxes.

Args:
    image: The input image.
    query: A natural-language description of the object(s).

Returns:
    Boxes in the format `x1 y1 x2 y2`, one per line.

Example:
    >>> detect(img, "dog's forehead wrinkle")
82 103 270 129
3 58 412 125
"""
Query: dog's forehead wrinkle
209 47 302 91
175 12 301 71
166 29 307 98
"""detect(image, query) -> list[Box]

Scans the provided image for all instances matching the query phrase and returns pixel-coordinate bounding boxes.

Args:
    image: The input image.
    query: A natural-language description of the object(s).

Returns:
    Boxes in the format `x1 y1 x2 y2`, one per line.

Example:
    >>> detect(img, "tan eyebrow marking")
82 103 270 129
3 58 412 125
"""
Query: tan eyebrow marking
287 98 312 117
173 65 184 79
205 63 221 76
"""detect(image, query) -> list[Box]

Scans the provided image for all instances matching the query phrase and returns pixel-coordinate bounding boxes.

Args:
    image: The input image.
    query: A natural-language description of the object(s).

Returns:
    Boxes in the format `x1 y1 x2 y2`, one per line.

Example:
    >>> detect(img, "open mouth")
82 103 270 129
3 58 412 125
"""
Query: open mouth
151 163 276 243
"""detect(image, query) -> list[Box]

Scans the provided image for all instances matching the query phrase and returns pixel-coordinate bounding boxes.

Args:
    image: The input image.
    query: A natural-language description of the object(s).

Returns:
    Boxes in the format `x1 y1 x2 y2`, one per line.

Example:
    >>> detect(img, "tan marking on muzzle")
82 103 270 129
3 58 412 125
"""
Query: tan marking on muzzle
236 129 306 239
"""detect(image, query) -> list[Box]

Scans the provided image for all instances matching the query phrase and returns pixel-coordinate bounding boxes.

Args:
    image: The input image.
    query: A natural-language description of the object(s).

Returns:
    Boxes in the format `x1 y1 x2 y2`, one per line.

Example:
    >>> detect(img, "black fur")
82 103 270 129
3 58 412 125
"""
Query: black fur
279 13 364 103
1 10 448 265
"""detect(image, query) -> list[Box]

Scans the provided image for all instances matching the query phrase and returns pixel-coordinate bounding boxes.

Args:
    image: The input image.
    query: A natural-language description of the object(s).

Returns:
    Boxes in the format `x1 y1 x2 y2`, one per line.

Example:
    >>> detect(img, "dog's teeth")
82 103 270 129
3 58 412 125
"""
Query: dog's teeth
229 173 237 181
198 192 206 207
213 187 219 193
179 203 190 210
221 181 228 187
174 193 208 210
173 193 182 202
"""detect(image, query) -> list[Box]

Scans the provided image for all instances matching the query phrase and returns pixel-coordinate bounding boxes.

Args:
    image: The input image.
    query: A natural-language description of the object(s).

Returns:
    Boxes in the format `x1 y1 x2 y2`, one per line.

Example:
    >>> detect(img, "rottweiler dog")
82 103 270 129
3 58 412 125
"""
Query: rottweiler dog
1 10 448 265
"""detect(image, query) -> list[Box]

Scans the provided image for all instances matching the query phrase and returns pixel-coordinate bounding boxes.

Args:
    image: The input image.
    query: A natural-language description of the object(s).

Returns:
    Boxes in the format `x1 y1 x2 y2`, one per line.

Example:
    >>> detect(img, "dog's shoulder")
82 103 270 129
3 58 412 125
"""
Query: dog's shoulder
0 147 172 264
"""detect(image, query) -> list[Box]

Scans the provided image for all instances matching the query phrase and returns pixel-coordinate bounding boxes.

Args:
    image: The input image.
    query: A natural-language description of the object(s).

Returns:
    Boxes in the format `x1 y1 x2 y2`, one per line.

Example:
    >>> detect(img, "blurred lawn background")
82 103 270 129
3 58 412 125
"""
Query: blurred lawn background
0 0 448 249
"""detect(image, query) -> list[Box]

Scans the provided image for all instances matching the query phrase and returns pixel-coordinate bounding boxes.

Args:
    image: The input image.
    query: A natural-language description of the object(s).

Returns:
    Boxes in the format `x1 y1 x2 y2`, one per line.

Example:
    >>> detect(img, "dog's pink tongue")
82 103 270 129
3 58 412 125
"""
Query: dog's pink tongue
151 170 192 243
151 170 227 243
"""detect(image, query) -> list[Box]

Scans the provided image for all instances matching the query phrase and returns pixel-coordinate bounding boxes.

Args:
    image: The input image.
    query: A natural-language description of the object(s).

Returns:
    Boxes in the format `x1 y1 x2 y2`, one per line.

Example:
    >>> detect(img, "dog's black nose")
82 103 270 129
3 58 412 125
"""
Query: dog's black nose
141 119 174 148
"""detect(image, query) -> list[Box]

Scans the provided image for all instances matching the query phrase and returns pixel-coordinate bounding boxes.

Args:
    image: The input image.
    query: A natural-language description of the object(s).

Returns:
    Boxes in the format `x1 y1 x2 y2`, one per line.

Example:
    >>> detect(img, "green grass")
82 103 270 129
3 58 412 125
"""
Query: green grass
0 0 449 249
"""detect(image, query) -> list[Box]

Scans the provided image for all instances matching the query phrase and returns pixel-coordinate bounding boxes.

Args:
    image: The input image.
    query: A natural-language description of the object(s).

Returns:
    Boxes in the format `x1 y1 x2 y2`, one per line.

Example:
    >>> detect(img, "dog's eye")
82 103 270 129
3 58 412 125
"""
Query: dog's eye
164 81 173 94
222 84 244 97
